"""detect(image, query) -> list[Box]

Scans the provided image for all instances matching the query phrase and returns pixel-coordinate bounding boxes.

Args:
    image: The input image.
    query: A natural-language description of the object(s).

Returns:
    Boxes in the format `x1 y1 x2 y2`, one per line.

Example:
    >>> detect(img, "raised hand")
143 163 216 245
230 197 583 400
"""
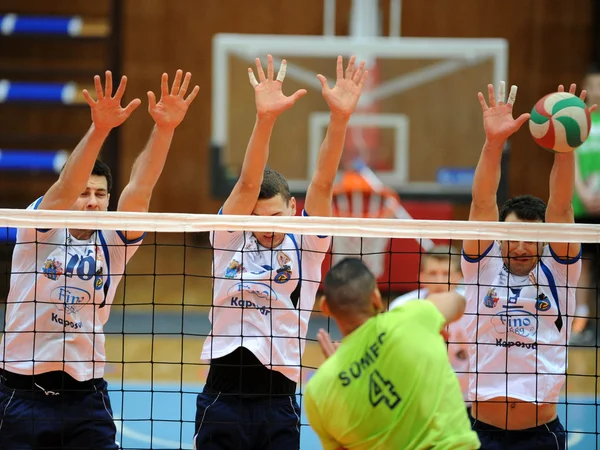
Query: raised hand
478 82 530 143
317 56 368 119
558 83 598 112
148 70 200 129
248 54 307 119
82 71 141 132
317 329 340 360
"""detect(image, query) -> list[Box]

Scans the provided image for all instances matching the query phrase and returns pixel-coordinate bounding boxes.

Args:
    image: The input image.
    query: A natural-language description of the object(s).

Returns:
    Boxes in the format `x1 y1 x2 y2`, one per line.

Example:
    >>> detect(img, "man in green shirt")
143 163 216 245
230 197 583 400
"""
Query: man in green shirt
304 258 480 450
572 68 600 346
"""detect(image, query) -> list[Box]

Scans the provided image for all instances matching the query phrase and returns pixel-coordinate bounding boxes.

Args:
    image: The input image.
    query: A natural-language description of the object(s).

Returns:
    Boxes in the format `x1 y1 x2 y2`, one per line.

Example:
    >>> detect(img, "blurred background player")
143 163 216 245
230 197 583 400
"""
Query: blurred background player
304 258 480 450
571 67 600 346
0 70 199 449
195 55 367 450
389 245 470 407
463 82 590 449
330 163 400 279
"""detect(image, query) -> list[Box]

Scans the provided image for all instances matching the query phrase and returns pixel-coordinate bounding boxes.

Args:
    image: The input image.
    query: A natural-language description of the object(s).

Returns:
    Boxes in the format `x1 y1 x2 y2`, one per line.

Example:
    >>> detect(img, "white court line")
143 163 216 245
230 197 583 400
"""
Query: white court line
114 416 193 449
568 430 584 447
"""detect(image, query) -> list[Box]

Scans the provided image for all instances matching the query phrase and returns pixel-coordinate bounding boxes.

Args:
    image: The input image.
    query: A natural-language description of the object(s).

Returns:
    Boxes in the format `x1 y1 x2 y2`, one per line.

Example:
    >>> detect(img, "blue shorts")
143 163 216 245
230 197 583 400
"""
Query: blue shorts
0 378 118 450
470 414 565 450
194 388 301 450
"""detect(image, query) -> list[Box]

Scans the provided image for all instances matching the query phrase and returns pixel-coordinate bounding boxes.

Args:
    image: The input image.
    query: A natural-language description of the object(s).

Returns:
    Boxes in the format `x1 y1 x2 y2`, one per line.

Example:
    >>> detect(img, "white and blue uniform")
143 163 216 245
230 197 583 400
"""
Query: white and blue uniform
0 196 145 449
461 242 581 404
1 197 144 381
202 210 331 383
195 210 331 450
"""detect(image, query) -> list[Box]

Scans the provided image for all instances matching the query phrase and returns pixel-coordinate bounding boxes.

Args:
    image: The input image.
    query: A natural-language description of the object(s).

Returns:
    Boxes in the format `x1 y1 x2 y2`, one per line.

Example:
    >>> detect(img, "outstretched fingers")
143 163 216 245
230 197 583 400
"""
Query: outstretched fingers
184 85 200 106
487 84 496 108
170 69 183 96
336 55 343 80
104 71 113 98
352 61 366 84
179 72 192 97
113 75 128 101
276 59 287 83
344 55 356 79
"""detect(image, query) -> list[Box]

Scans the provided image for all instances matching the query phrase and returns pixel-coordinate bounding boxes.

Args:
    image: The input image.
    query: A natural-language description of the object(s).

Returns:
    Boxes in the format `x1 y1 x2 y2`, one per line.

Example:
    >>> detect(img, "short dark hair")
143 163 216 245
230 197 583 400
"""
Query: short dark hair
499 195 546 222
323 258 376 317
91 159 113 193
60 158 113 192
259 167 291 203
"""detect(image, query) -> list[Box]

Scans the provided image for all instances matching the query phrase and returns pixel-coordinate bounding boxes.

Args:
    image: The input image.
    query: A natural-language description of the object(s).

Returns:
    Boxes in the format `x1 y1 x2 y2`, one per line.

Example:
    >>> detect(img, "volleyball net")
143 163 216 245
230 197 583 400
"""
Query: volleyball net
0 209 599 449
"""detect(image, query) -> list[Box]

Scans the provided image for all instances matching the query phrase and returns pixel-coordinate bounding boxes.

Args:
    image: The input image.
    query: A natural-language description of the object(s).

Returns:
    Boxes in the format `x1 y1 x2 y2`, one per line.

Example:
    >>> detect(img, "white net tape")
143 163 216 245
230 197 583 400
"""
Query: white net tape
0 208 597 243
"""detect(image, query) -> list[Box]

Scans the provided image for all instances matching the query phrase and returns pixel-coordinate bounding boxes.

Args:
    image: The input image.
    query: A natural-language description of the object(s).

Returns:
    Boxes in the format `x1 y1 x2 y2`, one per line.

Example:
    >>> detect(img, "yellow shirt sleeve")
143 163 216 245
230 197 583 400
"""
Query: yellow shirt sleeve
394 300 446 333
304 385 342 450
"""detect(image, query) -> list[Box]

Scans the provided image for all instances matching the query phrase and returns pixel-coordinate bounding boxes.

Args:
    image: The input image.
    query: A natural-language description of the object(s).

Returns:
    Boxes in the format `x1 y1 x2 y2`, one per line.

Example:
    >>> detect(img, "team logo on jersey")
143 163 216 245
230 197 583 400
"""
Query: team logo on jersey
42 258 64 281
225 259 244 278
535 293 551 311
51 286 91 314
274 266 291 284
94 266 104 290
277 251 291 267
483 288 499 308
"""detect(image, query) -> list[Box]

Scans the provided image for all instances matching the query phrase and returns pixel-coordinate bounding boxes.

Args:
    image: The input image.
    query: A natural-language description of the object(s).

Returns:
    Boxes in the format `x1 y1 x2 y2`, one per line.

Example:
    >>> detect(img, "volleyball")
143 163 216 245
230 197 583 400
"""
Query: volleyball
529 92 591 153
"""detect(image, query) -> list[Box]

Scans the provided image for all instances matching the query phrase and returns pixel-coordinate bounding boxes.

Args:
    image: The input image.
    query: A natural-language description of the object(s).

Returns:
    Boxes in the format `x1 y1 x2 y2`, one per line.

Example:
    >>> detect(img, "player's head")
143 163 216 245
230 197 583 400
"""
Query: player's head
499 195 546 276
70 159 112 212
420 245 462 294
320 258 383 334
583 66 600 106
252 167 296 248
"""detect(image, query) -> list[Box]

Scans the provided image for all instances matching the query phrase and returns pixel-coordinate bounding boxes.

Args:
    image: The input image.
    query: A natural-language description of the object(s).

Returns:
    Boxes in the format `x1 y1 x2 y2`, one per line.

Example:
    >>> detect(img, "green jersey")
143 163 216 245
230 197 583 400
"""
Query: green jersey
304 301 480 450
574 111 600 217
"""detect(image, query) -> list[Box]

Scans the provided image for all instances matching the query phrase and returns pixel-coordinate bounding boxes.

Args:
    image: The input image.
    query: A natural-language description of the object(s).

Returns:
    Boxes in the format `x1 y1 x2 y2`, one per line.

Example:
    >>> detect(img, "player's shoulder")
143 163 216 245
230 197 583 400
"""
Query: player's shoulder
389 289 425 310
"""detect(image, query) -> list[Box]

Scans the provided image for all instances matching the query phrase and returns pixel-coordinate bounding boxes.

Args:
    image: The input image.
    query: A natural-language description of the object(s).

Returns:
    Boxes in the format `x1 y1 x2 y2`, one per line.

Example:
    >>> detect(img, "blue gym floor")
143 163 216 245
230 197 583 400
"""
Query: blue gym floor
107 382 599 449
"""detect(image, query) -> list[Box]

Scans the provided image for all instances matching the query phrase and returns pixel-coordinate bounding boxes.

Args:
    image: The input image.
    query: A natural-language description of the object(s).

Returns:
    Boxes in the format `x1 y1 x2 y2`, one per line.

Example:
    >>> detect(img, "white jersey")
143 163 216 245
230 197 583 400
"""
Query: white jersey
389 287 471 403
202 210 331 383
1 197 144 381
461 242 581 404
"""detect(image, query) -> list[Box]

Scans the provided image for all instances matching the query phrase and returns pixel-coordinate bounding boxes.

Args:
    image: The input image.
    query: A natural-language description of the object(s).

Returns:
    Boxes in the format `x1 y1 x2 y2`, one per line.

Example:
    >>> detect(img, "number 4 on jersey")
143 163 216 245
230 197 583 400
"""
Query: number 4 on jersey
369 370 401 409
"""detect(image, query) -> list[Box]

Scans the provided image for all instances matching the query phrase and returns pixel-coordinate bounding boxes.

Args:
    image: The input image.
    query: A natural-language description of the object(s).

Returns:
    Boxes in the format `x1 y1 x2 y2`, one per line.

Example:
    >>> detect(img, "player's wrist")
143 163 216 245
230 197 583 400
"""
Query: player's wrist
255 112 278 124
329 112 351 124
89 122 112 137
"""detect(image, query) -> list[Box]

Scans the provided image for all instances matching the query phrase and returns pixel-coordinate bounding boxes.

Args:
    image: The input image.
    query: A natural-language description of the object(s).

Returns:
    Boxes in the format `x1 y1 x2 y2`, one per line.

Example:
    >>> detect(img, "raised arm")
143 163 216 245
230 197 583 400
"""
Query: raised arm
463 83 530 258
426 291 466 326
547 83 597 259
305 56 368 217
222 55 306 215
38 72 140 211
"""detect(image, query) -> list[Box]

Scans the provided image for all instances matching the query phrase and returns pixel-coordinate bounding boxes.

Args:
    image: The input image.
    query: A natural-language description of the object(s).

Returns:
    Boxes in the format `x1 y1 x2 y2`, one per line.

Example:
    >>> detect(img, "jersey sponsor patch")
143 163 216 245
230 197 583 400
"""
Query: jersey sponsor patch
42 258 64 281
483 288 499 308
51 286 92 315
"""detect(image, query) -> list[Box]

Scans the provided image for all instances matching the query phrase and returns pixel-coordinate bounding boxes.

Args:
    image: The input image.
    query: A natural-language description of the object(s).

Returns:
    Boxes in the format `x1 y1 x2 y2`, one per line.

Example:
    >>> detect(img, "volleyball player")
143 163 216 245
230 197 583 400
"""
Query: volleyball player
0 70 199 449
463 82 595 449
389 245 470 406
194 55 367 450
304 258 481 450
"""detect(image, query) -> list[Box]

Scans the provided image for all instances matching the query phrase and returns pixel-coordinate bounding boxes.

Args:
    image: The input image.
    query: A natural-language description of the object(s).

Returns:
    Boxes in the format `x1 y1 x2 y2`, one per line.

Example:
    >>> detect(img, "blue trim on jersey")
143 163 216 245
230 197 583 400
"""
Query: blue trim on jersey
116 230 145 245
288 233 302 284
97 231 111 308
462 242 494 263
217 207 236 233
302 209 328 239
540 261 564 332
548 245 582 265
32 196 51 233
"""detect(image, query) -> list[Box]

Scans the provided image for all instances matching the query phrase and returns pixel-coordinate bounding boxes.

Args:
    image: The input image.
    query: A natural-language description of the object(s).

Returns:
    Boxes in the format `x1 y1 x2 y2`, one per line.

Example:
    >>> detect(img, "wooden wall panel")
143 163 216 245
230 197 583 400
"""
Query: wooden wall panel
0 0 594 212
